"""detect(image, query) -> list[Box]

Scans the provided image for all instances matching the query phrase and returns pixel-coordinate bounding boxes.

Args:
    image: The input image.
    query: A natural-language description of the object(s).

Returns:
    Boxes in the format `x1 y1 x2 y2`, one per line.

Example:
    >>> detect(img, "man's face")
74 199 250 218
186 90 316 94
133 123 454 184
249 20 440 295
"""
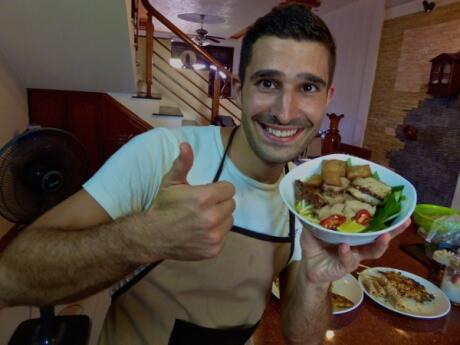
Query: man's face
237 36 335 164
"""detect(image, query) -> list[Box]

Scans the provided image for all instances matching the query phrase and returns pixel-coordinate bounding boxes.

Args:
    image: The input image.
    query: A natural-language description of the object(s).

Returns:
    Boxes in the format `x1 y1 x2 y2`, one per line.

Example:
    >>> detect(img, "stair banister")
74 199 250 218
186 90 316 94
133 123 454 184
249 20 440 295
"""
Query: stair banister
145 11 154 97
140 0 237 123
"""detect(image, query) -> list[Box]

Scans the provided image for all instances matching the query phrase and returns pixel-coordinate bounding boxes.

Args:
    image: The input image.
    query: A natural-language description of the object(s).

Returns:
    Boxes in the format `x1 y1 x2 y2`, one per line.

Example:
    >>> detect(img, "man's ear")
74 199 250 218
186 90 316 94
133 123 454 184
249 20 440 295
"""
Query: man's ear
326 84 335 107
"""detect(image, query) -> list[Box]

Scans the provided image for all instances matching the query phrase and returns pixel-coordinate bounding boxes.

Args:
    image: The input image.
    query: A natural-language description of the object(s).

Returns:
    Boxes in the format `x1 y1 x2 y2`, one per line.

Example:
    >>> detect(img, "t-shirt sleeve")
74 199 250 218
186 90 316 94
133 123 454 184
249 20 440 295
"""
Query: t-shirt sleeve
83 129 178 220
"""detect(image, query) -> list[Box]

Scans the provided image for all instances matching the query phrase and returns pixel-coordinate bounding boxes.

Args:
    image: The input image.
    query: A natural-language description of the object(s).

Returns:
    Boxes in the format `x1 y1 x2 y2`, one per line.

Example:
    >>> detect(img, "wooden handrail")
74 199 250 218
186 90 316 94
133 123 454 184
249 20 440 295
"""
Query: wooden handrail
140 0 240 123
141 0 233 80
153 38 241 118
153 55 241 123
145 11 153 97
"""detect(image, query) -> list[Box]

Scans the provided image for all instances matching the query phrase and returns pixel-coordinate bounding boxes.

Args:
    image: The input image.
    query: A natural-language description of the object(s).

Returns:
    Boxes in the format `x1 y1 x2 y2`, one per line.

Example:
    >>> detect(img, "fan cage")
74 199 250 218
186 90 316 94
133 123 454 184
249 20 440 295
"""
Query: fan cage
0 128 89 224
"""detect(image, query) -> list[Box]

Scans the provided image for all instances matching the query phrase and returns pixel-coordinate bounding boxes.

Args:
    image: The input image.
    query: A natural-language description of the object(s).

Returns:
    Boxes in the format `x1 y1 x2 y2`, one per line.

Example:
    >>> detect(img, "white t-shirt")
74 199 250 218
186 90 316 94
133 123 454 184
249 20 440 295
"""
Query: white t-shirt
83 126 301 261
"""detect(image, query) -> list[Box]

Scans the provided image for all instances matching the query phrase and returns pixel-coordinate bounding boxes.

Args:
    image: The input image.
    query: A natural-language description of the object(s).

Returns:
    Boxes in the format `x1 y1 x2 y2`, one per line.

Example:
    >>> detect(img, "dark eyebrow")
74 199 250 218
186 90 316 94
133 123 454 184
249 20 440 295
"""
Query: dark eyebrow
250 69 327 87
298 73 327 87
249 69 284 81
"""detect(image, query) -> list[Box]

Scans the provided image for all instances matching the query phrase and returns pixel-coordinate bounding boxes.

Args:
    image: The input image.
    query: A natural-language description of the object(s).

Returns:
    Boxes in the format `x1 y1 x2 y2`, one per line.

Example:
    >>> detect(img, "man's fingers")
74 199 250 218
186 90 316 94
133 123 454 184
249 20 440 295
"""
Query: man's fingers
164 143 194 186
352 232 391 262
337 243 358 272
197 181 236 204
201 198 234 231
338 231 392 270
390 218 411 239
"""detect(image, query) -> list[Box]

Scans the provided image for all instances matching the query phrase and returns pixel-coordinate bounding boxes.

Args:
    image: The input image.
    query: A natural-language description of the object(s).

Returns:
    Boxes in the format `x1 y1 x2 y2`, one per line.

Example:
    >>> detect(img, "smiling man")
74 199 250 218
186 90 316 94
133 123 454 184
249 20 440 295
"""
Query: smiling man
234 36 333 180
0 3 409 345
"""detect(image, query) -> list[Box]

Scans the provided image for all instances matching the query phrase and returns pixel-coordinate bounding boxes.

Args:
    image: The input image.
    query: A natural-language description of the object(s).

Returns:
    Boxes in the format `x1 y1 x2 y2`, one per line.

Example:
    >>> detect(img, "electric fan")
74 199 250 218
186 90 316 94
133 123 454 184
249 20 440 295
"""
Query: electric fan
0 127 90 345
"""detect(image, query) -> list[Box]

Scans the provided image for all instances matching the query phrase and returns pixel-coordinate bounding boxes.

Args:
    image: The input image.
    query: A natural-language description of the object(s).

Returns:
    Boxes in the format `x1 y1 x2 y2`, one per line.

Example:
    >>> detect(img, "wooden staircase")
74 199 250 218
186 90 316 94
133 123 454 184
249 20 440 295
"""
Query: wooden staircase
133 0 242 126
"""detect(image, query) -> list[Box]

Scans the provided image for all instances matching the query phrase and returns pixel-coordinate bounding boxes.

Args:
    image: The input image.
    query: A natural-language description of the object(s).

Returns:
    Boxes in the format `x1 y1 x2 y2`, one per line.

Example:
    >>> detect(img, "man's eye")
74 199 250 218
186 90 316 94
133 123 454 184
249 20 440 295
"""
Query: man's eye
302 83 319 93
259 80 276 89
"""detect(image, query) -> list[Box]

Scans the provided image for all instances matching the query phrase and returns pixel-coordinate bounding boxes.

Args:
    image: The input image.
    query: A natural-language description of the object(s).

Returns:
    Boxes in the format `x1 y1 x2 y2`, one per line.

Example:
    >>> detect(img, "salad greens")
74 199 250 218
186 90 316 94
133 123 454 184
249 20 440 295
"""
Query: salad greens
365 185 405 232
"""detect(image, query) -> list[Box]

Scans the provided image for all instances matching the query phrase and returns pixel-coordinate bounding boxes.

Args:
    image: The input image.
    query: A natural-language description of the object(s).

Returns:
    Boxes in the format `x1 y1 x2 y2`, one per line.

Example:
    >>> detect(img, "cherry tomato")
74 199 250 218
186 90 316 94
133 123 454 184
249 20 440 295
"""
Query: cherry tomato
320 214 347 230
353 210 372 226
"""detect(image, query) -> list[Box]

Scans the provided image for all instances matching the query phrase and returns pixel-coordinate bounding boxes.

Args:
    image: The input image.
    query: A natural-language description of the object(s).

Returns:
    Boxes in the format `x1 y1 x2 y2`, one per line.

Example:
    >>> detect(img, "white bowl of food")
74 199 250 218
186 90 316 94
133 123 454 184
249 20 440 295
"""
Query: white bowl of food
280 154 417 245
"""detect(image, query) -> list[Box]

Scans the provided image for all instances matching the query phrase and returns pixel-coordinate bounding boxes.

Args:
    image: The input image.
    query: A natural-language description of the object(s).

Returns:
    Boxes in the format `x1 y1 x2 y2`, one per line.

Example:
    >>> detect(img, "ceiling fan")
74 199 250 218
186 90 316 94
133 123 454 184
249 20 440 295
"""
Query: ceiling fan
178 13 225 46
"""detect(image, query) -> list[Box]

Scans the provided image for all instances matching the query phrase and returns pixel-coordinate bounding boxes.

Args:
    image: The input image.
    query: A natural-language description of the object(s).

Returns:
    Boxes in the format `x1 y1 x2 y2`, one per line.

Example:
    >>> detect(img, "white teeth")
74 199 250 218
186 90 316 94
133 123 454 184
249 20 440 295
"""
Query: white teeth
265 127 298 138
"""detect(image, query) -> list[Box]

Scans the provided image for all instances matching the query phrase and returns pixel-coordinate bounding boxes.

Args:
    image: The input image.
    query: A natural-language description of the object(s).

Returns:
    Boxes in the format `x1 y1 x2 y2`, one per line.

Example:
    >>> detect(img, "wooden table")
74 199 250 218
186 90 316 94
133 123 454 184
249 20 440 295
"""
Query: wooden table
254 224 460 345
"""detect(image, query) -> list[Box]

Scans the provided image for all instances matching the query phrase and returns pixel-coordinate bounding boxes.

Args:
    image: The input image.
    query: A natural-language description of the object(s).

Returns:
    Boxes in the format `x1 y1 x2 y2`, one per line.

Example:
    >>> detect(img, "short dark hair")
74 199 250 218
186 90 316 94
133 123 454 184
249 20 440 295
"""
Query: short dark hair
238 3 336 87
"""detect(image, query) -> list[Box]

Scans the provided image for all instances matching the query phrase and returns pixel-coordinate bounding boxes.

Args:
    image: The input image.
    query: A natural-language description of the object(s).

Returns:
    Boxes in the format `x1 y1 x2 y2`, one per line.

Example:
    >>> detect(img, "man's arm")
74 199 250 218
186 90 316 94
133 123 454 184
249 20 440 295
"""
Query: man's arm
280 261 331 345
0 143 235 307
279 221 409 345
0 189 142 307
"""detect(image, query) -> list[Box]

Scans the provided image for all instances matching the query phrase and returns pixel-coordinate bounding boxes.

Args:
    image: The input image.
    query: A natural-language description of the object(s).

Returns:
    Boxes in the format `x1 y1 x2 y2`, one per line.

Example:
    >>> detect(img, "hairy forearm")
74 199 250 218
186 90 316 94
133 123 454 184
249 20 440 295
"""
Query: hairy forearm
0 214 155 307
281 262 331 345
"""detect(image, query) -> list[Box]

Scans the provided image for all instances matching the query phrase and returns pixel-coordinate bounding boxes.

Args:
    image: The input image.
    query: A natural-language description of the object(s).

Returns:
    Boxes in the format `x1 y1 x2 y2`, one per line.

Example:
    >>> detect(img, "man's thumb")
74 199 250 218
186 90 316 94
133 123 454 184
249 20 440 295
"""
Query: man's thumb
165 143 194 185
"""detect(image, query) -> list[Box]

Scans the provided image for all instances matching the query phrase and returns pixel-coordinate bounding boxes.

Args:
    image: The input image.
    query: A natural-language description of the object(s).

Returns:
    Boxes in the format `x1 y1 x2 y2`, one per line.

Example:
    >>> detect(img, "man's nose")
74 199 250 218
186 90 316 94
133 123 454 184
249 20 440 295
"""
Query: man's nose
275 90 299 124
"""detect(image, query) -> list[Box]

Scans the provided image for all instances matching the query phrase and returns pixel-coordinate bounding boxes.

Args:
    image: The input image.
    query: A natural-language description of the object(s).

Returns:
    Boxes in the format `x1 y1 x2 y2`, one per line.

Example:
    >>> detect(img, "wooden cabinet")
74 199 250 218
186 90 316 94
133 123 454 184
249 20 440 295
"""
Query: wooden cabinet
28 89 67 129
101 96 152 159
428 52 460 97
67 93 103 175
28 89 152 176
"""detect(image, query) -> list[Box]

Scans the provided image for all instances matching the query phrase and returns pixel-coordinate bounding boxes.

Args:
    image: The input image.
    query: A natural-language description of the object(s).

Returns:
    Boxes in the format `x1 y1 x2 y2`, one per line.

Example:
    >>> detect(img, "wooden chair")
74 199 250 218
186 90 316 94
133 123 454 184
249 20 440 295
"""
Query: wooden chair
338 142 372 160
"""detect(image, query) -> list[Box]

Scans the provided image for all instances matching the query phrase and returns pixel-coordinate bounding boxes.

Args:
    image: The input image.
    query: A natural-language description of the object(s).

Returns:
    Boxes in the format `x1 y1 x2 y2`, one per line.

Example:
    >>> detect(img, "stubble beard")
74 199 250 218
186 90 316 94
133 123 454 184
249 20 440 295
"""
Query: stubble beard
241 112 319 165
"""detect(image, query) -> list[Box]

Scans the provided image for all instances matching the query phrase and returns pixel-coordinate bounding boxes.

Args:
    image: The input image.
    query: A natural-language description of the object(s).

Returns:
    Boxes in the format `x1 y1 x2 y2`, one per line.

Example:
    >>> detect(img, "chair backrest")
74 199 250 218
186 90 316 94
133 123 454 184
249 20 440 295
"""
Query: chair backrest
339 143 372 160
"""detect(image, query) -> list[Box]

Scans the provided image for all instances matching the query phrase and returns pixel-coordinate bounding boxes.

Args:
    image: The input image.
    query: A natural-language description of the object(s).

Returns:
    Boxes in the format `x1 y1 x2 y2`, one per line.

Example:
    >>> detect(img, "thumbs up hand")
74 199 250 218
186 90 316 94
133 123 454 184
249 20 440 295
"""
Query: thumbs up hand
139 143 235 263
162 142 194 186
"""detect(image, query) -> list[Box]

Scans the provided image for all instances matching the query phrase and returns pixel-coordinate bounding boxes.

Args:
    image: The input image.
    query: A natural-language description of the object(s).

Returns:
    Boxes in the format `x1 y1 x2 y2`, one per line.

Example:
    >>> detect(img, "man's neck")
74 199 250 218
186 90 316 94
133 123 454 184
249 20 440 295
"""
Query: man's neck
221 127 284 184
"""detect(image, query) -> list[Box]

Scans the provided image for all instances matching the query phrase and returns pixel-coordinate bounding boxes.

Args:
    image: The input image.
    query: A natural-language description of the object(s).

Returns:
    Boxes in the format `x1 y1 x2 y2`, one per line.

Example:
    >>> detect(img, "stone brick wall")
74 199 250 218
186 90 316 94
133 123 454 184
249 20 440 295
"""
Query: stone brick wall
364 2 460 166
388 97 460 206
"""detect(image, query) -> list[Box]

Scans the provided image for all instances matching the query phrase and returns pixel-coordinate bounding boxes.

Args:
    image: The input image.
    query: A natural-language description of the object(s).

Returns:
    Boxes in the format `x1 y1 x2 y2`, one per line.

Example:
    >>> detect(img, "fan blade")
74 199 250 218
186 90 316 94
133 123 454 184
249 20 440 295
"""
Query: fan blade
206 36 220 43
208 35 226 40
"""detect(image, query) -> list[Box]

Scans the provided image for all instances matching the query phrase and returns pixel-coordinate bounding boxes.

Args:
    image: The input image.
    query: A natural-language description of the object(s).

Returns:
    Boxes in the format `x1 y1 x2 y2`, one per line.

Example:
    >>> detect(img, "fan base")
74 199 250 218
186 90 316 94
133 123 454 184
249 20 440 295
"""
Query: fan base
8 315 90 345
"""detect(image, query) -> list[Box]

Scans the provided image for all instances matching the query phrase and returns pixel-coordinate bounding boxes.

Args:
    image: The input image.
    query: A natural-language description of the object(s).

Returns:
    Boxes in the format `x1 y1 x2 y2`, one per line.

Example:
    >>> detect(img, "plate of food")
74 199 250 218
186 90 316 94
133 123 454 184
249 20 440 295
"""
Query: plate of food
358 267 451 319
331 273 363 315
272 274 363 315
280 154 417 245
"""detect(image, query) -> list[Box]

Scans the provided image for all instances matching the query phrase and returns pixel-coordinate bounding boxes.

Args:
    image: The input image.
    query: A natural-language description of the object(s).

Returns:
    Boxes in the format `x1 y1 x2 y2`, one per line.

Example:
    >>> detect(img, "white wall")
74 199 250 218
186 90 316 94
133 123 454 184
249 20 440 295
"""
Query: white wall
0 0 136 93
0 51 28 233
321 0 385 146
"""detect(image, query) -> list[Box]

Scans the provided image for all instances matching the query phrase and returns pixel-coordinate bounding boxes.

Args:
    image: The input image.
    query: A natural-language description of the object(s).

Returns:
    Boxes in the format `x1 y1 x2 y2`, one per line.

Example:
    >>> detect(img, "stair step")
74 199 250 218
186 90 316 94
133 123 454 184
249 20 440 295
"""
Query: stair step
154 106 183 117
182 119 199 126
132 93 162 100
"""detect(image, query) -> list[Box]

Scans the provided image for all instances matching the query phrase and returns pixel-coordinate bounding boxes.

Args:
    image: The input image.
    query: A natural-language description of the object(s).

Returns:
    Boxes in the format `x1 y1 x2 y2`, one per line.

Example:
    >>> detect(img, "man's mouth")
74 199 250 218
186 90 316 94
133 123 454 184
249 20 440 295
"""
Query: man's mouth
260 124 303 140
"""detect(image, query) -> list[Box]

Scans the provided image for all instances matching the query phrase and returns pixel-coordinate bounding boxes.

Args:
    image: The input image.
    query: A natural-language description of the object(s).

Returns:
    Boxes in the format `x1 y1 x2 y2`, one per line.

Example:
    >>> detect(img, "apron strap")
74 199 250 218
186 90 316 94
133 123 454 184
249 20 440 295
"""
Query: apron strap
213 126 239 183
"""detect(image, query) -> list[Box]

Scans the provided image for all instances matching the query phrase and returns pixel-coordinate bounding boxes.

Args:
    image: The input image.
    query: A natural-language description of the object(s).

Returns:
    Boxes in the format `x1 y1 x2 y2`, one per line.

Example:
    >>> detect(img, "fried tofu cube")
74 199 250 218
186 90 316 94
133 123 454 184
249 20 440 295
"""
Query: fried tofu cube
346 164 372 180
322 160 346 176
322 160 346 186
323 171 342 186
305 174 323 188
